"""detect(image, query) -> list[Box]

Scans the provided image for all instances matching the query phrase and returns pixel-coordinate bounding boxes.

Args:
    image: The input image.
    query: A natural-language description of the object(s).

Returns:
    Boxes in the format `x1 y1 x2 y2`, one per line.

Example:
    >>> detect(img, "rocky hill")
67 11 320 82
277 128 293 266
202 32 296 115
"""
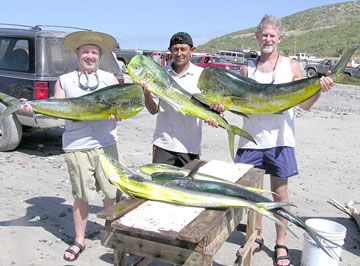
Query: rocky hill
197 1 360 57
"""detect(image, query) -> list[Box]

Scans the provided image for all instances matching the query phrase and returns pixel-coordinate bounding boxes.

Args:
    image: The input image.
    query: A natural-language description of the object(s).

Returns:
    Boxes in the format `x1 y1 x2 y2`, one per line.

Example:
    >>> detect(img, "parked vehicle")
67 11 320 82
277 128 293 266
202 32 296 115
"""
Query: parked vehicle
190 55 243 73
216 50 245 64
152 51 172 66
344 65 360 78
0 24 124 151
296 53 310 61
304 59 339 77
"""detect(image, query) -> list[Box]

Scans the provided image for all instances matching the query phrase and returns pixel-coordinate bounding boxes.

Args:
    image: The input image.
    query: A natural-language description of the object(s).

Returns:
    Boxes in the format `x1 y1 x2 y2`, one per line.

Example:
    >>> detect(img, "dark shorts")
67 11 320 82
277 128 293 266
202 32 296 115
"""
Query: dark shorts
234 146 298 179
152 145 199 167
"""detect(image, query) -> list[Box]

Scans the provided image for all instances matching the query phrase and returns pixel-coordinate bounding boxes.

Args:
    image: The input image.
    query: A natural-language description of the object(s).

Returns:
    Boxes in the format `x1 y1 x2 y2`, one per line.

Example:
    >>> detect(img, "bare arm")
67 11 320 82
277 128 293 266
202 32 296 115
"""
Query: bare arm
294 59 334 110
136 81 159 115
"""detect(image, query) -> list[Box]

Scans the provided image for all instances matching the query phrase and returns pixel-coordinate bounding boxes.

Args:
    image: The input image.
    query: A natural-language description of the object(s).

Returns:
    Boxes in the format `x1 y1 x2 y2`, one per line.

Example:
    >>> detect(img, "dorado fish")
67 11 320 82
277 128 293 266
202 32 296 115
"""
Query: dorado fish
149 162 341 261
139 162 275 194
99 153 293 232
127 55 255 161
194 41 360 115
0 83 144 121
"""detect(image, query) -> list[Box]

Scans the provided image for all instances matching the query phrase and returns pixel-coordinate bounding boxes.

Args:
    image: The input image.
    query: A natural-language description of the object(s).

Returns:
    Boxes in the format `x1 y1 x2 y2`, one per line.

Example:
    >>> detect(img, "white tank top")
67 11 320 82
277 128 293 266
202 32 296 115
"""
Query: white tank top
238 57 296 149
60 69 118 152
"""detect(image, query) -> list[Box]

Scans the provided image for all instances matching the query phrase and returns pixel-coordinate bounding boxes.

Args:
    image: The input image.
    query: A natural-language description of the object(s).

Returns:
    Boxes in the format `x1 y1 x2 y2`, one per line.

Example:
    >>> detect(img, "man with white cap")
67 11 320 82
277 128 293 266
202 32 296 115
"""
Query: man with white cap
22 30 122 262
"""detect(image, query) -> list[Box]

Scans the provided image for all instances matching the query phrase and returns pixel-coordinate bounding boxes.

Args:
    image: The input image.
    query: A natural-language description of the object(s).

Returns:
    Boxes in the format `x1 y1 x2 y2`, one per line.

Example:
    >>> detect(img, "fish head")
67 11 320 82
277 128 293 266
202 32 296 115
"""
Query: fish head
116 84 145 118
99 153 133 185
128 55 162 83
127 55 168 95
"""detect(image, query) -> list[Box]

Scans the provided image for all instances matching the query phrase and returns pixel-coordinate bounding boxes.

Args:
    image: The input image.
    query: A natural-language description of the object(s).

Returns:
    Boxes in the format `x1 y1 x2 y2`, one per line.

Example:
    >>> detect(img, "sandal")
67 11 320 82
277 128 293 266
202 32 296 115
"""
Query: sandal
63 241 86 262
274 244 291 266
235 237 264 258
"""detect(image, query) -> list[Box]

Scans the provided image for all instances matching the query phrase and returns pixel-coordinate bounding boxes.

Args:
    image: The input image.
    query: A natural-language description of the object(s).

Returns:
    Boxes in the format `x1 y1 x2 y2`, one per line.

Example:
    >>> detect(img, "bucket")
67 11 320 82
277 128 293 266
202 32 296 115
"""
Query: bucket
301 218 346 266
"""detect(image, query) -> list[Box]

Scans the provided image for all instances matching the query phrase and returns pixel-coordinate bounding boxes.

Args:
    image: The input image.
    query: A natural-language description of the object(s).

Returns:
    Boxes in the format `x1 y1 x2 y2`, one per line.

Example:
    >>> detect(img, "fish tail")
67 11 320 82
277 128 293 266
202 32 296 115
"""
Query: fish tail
0 92 21 121
256 207 297 238
227 125 256 161
331 40 360 86
275 208 341 260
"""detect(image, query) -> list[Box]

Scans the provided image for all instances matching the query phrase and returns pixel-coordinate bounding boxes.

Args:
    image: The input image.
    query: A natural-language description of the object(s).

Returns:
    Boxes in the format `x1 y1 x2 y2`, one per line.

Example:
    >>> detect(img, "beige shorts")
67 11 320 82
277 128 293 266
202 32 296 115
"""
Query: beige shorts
65 144 120 202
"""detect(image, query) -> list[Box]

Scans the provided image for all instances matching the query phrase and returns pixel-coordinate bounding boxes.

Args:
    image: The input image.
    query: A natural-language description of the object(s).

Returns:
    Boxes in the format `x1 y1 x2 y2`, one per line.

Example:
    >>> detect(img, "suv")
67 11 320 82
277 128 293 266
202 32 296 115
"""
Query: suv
216 50 245 64
0 24 124 151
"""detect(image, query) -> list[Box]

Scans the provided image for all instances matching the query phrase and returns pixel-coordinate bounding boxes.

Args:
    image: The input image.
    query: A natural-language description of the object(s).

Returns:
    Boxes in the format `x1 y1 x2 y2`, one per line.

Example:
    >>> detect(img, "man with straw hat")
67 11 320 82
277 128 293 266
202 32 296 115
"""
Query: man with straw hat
22 30 122 262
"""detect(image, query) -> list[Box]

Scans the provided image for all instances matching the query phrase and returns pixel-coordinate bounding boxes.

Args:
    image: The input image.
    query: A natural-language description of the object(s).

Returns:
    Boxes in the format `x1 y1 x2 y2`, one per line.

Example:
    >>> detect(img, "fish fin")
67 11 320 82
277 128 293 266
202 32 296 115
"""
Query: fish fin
227 124 256 161
229 110 248 117
257 208 298 238
151 172 185 183
243 186 277 194
108 178 136 199
0 92 21 121
186 161 207 179
333 41 360 76
192 93 210 105
331 40 360 86
128 174 145 182
257 202 295 209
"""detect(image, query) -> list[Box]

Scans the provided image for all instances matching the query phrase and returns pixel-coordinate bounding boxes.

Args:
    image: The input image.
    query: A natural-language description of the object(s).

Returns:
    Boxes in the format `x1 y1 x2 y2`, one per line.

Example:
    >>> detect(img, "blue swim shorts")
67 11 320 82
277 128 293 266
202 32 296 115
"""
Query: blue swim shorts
234 146 298 179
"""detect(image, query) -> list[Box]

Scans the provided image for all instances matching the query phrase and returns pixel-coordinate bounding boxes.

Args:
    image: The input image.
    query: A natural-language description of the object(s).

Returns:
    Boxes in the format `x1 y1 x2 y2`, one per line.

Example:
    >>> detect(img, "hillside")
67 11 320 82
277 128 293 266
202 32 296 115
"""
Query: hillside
197 1 360 57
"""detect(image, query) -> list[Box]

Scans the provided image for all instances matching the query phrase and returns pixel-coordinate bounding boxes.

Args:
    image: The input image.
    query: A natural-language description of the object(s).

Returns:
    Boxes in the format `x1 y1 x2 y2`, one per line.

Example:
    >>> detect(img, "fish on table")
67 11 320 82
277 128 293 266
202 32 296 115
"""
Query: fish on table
145 161 342 261
194 41 360 115
99 153 294 234
127 55 255 161
139 162 275 194
0 83 145 121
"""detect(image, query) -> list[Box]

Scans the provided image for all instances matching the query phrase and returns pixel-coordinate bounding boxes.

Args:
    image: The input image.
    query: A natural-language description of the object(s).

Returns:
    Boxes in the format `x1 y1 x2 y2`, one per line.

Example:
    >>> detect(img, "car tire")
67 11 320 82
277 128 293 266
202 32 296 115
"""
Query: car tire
0 102 22 151
306 68 317 78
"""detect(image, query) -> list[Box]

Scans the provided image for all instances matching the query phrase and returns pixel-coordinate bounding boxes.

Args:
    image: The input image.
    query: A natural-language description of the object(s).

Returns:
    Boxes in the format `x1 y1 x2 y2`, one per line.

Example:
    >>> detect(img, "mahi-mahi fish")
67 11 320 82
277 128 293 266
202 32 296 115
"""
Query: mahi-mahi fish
139 162 275 194
0 83 144 121
194 41 360 115
127 55 256 161
99 153 295 233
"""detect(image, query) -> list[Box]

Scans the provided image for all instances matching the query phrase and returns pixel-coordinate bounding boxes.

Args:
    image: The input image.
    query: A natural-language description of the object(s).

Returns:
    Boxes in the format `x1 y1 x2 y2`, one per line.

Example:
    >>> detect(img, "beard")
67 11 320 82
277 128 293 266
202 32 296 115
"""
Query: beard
260 43 276 54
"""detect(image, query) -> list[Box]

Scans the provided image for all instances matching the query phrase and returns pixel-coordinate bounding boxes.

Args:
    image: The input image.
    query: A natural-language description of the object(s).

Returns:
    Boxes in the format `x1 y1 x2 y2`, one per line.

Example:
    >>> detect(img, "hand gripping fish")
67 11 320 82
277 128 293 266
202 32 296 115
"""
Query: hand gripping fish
127 55 256 161
194 41 360 115
99 153 293 233
0 83 144 121
149 161 341 261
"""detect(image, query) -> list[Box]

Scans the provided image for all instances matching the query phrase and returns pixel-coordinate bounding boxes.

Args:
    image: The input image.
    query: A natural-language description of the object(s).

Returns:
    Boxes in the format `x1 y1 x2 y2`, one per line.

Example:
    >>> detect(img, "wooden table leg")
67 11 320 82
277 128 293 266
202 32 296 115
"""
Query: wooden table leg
114 249 127 266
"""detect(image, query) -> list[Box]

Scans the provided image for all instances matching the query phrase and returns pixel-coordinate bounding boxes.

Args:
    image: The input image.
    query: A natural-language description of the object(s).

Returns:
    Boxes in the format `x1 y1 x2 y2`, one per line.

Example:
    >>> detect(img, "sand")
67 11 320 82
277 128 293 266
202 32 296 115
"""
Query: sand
0 82 359 266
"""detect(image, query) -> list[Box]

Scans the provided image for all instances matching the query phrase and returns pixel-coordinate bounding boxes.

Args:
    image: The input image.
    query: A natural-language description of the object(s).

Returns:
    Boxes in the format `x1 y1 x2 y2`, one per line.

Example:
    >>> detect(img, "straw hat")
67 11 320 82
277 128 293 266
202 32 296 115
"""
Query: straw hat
64 31 117 54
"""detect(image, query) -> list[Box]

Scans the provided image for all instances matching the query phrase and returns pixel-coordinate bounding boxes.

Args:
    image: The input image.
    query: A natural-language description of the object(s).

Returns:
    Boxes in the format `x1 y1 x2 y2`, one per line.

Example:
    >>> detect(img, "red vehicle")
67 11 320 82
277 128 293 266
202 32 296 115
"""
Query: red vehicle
152 51 172 66
190 55 243 73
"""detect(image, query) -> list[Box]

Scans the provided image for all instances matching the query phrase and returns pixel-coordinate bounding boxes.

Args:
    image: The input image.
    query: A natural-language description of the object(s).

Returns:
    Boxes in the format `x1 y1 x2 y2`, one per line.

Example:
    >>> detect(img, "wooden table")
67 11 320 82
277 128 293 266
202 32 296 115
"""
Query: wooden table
97 161 264 266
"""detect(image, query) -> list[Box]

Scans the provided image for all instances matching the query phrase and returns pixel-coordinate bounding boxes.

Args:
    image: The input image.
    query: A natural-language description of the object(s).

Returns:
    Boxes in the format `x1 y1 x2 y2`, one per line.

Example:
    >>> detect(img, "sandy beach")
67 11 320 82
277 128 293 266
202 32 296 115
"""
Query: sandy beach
0 81 359 266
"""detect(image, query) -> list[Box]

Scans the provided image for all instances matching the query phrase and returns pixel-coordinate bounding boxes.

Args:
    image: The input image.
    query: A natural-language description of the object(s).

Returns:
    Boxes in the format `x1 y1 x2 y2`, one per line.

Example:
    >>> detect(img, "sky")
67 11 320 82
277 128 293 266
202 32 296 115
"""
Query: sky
2 0 354 51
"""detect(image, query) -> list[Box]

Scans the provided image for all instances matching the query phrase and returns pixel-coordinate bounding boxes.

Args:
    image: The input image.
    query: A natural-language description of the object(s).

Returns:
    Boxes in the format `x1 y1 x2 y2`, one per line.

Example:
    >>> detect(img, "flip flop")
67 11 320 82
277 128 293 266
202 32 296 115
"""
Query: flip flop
63 241 86 262
235 237 264 258
274 244 291 266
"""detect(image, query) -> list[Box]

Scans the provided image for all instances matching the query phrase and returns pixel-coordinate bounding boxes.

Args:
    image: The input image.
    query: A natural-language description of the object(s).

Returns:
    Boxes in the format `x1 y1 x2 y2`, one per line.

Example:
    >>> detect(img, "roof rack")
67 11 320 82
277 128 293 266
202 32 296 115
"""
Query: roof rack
33 25 91 31
0 23 91 31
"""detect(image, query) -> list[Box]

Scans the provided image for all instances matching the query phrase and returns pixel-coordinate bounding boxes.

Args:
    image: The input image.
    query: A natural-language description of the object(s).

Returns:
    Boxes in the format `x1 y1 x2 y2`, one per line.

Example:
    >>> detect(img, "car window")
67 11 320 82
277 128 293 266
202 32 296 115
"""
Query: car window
0 38 30 72
213 57 228 63
190 57 202 64
41 37 120 77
